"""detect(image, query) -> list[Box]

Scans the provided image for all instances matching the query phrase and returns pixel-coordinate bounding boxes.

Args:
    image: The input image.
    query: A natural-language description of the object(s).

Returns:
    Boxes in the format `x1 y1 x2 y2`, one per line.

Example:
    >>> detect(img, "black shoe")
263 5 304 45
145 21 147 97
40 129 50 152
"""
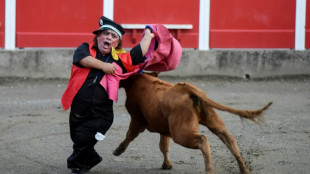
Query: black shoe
84 156 103 172
71 168 87 174
68 151 102 173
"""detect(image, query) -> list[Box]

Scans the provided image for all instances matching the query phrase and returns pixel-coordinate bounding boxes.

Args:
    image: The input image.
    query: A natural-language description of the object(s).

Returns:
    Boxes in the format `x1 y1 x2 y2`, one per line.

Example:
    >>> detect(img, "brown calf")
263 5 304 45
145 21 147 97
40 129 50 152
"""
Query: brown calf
114 73 272 174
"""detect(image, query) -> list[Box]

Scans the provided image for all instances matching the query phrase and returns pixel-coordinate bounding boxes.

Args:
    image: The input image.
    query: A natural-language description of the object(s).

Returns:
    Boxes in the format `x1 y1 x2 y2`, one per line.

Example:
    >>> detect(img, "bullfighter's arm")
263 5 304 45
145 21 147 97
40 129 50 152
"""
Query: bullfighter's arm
79 56 116 75
139 28 154 56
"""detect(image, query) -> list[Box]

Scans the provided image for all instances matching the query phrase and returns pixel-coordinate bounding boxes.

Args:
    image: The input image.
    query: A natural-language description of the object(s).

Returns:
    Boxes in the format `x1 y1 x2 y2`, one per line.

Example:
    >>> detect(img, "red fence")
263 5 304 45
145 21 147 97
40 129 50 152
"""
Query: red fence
0 0 309 49
16 0 102 48
306 0 310 49
210 0 296 48
0 0 4 47
114 0 199 48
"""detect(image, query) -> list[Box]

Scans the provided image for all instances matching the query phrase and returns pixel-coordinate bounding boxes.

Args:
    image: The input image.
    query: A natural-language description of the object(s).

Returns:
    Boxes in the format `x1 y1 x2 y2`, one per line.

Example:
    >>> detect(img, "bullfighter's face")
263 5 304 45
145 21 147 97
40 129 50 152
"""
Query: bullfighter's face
97 29 120 55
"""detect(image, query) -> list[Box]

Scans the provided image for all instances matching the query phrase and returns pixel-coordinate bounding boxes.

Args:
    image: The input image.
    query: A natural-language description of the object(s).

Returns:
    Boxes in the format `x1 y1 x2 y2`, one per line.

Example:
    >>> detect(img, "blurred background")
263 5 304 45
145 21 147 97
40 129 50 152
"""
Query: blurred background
0 0 309 79
1 0 309 50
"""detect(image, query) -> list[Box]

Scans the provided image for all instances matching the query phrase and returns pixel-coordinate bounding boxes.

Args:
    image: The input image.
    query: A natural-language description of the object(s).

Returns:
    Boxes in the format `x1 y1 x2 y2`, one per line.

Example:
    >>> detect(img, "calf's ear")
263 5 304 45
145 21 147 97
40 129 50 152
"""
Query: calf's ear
151 72 159 77
144 71 159 77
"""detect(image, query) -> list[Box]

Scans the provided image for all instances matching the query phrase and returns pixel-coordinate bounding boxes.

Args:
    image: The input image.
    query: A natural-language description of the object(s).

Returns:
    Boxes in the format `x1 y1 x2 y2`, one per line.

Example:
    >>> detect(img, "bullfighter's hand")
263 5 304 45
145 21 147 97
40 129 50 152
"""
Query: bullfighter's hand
144 28 154 39
102 62 116 75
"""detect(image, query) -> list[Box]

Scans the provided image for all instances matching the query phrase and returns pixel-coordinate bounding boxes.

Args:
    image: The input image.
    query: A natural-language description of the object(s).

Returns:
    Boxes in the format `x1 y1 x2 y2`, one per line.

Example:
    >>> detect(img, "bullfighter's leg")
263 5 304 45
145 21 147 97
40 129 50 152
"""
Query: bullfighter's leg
201 108 250 174
113 120 146 156
169 114 214 174
159 135 173 169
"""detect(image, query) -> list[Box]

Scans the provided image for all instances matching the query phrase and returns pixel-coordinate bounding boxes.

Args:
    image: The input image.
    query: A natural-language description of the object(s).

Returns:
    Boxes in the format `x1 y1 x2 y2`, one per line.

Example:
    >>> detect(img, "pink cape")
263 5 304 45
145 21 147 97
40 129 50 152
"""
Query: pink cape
100 24 182 102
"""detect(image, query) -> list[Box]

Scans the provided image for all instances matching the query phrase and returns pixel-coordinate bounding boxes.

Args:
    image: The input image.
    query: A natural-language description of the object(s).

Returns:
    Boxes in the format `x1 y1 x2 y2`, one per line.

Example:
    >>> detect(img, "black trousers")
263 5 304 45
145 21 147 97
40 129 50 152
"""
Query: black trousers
67 100 114 169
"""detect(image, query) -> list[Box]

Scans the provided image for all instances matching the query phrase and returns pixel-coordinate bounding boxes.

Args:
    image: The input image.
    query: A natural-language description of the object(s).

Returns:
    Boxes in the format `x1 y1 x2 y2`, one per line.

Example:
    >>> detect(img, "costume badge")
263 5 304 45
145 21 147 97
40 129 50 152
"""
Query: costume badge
95 132 105 141
99 19 103 26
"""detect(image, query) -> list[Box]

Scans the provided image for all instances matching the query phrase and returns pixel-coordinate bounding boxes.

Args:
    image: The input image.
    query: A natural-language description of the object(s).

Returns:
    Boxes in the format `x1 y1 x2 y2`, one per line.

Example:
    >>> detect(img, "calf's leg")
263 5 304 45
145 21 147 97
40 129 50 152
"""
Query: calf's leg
159 135 173 169
113 120 145 156
169 115 214 174
174 133 214 174
201 108 250 174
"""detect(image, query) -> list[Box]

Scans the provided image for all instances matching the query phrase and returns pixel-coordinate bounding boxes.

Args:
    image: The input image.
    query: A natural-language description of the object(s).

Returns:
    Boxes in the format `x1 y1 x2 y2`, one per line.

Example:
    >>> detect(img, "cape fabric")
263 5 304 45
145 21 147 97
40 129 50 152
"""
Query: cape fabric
100 24 182 102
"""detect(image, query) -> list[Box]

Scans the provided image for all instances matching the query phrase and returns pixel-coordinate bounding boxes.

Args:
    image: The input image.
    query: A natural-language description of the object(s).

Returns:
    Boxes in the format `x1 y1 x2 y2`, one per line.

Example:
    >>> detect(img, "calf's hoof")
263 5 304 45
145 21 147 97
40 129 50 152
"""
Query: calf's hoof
161 162 173 170
205 167 214 174
241 168 250 174
113 150 122 156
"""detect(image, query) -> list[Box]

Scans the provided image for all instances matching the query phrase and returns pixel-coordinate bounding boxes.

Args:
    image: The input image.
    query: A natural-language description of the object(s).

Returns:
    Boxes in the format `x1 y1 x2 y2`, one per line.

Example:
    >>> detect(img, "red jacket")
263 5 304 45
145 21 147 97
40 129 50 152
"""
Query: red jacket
61 44 136 110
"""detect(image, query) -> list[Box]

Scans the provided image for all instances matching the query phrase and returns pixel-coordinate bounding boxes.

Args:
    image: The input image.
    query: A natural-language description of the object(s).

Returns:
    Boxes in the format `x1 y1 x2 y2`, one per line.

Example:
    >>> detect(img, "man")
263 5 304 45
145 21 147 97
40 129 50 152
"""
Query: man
61 16 154 174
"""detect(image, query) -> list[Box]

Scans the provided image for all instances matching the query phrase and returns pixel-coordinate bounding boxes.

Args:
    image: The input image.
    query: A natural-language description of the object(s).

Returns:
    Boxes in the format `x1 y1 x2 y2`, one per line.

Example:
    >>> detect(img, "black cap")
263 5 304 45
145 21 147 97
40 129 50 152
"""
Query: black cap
92 16 125 39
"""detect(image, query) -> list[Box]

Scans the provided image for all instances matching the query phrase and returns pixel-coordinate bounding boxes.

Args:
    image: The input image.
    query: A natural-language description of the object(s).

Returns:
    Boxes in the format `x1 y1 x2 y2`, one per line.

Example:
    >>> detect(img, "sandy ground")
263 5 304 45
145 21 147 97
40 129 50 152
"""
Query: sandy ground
0 75 309 174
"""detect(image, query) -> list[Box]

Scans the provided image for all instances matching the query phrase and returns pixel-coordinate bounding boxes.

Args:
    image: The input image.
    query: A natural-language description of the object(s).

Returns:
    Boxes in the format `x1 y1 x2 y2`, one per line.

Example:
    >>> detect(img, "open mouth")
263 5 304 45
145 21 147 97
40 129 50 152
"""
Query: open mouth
104 41 111 47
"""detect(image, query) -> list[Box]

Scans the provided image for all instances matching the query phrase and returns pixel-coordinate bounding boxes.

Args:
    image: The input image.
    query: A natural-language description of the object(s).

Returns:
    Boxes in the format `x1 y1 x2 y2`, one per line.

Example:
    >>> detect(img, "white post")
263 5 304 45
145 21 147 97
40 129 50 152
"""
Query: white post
295 0 306 50
5 0 16 50
199 0 210 50
104 0 114 20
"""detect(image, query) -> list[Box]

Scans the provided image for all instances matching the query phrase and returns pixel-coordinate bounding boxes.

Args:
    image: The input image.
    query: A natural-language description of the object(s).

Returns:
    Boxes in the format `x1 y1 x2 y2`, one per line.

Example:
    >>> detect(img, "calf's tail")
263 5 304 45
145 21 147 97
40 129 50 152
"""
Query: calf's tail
201 95 272 124
177 82 272 124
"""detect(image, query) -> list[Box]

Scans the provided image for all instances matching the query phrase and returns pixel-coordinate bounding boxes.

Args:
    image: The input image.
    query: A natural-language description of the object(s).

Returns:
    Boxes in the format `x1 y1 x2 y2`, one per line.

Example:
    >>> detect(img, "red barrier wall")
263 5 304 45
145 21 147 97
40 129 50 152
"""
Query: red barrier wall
210 0 296 48
114 0 199 48
0 0 4 48
16 0 102 48
306 0 310 49
2 0 308 49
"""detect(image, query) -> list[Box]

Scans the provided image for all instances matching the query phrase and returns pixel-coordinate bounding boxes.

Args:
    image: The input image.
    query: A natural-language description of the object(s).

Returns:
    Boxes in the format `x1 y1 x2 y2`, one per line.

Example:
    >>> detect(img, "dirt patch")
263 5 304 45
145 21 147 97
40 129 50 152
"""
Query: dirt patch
0 76 309 174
